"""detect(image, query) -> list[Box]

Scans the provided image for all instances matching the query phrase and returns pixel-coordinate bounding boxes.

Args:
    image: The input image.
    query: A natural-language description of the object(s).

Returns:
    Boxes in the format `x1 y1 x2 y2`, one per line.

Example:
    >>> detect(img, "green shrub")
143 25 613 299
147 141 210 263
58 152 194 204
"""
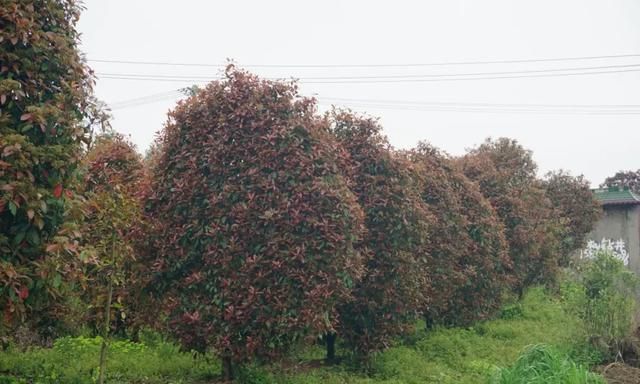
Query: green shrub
490 344 604 384
562 250 639 360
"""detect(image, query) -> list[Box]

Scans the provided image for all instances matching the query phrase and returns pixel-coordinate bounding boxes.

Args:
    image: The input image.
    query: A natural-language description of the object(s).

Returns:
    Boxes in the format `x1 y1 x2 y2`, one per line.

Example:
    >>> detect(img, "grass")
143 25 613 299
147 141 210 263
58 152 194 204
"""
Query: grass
0 335 218 383
261 287 602 384
490 344 604 384
0 287 604 383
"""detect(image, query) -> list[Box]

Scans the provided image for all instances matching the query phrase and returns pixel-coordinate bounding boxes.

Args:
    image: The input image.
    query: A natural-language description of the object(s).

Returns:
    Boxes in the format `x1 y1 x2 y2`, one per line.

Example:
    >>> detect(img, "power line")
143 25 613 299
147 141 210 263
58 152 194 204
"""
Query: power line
317 102 640 115
107 88 640 115
98 67 640 84
110 90 185 110
88 53 640 68
319 97 640 110
95 62 640 81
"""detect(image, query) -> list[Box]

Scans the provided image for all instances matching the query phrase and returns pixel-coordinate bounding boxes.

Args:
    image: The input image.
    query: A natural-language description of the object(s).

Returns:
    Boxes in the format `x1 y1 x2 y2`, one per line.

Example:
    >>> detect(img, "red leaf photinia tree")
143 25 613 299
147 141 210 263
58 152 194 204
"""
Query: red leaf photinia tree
144 68 365 380
459 138 561 296
0 0 105 330
80 132 146 335
410 143 511 326
543 170 602 265
328 110 432 358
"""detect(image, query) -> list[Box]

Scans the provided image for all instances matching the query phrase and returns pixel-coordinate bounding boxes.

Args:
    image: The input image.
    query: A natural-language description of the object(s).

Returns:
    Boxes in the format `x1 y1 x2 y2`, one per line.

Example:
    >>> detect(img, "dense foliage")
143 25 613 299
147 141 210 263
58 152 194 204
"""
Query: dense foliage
329 110 432 356
144 68 365 377
0 5 607 373
543 170 602 265
0 0 104 330
83 133 143 195
410 144 511 326
459 138 561 295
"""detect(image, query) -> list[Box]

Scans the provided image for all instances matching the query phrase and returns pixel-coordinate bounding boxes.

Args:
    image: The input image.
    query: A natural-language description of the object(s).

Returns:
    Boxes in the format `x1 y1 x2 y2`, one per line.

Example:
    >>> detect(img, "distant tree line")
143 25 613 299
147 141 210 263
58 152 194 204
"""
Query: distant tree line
601 170 640 195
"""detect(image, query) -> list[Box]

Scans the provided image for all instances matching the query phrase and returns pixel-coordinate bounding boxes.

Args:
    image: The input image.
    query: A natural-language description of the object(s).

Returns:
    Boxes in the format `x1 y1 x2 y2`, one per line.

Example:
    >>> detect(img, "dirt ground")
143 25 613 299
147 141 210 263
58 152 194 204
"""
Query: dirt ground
598 363 640 384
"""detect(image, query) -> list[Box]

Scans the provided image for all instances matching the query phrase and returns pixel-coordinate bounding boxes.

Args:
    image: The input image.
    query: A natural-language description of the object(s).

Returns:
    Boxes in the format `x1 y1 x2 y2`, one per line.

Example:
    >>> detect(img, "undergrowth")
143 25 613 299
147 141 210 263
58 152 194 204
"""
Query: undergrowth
0 287 604 383
0 334 217 384
250 287 604 383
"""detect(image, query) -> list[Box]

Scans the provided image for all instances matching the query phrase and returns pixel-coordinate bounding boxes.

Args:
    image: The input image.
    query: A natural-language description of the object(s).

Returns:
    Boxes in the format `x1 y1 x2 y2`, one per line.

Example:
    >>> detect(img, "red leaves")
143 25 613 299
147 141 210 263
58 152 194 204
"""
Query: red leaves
146 68 365 363
460 138 562 295
17 286 29 300
52 183 63 198
411 143 510 326
543 171 601 265
82 134 144 195
182 311 201 324
330 110 432 354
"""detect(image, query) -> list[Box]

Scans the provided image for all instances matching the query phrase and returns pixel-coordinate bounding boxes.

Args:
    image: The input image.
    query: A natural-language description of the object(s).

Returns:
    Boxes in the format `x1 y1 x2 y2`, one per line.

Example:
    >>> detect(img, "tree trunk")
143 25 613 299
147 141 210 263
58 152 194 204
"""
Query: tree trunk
325 332 337 363
98 277 113 384
222 355 234 381
98 231 116 384
517 285 525 300
425 314 434 330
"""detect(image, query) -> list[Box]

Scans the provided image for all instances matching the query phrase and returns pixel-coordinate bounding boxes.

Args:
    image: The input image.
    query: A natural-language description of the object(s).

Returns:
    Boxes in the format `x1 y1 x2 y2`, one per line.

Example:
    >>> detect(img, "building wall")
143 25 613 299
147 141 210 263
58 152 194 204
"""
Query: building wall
588 205 640 274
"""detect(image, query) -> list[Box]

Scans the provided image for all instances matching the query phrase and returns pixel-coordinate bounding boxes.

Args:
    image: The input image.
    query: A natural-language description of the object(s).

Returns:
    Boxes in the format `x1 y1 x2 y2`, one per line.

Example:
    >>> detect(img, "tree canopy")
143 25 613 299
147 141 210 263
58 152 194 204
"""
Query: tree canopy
329 110 432 356
144 68 365 379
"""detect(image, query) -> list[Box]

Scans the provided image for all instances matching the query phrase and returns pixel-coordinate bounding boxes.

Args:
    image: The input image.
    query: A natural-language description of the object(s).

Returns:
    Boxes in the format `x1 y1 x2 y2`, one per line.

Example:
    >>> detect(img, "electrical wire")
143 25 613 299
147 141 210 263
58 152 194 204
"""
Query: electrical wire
107 89 640 115
110 90 185 110
317 102 640 115
319 97 640 110
97 67 640 84
88 53 640 68
95 62 640 81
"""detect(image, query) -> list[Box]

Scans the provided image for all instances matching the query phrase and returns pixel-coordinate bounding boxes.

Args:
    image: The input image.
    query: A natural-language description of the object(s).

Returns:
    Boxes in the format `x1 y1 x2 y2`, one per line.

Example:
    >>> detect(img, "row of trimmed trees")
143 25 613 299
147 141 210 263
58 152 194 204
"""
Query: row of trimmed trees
135 69 600 379
1 2 602 381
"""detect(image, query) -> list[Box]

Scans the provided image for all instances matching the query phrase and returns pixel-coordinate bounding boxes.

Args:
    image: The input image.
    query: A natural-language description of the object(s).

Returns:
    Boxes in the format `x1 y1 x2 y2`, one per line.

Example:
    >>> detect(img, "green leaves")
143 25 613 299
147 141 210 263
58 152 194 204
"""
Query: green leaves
8 201 17 216
1 0 102 327
26 228 40 246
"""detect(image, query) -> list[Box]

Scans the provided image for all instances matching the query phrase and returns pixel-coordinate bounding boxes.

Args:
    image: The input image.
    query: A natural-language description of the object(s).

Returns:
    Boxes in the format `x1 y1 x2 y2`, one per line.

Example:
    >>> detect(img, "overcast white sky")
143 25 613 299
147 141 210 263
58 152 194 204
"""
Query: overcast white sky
77 0 640 185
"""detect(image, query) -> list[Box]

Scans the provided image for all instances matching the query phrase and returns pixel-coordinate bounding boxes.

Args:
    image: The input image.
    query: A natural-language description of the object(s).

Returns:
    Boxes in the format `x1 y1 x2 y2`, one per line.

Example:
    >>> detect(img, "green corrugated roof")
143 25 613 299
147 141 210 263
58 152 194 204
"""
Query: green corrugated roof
593 188 640 206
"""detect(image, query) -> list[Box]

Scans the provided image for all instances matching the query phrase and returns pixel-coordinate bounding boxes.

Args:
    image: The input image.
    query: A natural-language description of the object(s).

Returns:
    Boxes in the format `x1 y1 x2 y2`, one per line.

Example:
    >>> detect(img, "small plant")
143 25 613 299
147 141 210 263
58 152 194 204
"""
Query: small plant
491 344 605 384
499 303 524 320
